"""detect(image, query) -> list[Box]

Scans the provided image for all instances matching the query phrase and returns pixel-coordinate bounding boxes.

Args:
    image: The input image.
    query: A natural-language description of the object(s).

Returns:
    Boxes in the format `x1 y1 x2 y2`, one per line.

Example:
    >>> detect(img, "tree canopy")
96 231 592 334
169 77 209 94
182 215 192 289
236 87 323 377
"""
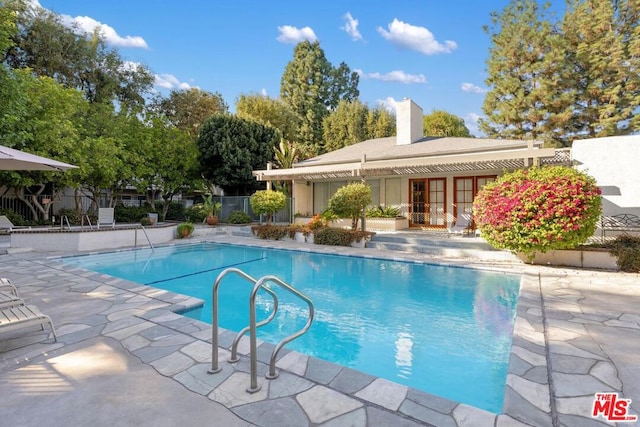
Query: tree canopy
197 115 278 195
280 40 359 156
423 110 472 137
235 93 299 142
322 100 396 152
481 0 640 146
151 88 228 137
5 1 154 112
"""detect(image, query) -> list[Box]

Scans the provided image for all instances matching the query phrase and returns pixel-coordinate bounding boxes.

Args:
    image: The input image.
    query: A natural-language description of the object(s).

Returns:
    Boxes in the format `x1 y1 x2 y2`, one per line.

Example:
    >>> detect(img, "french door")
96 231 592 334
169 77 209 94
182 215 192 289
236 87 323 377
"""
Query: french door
409 178 446 227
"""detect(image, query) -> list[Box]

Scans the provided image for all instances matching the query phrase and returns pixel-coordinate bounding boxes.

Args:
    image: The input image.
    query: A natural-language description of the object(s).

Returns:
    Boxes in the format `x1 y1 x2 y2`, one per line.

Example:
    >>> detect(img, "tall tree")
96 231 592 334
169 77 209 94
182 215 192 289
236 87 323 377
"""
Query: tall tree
5 3 153 111
560 0 640 139
197 115 277 195
323 101 396 152
480 0 560 143
365 106 396 139
423 110 472 137
235 93 299 142
280 40 359 156
151 88 228 138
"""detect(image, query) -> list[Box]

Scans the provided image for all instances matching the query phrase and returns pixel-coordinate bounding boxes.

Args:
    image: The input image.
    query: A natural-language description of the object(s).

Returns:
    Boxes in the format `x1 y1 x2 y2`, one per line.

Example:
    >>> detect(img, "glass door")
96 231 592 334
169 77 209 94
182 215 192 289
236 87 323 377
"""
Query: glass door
428 178 446 226
409 179 426 226
409 178 446 227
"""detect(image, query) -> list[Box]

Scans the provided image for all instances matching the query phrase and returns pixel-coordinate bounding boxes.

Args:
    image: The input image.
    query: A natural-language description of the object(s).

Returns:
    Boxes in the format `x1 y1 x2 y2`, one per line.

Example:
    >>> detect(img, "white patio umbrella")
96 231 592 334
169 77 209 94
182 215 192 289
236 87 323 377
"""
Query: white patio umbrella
0 145 77 171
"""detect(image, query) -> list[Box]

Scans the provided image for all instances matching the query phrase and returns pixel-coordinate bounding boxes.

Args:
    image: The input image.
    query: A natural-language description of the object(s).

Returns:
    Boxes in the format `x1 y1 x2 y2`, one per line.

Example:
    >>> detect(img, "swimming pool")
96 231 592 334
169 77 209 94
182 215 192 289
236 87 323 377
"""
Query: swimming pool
62 242 520 413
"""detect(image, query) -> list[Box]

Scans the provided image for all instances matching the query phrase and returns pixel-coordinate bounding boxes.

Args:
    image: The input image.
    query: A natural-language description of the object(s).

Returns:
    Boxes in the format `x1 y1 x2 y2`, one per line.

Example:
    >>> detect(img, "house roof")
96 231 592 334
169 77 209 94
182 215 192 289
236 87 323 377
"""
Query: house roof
254 136 572 181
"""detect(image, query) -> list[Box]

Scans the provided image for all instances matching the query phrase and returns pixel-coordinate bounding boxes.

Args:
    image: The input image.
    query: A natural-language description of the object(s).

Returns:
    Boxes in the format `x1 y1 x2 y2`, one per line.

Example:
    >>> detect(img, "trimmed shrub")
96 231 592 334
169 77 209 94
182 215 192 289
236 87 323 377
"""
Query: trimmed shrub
227 210 252 224
251 224 288 240
473 166 602 260
314 227 353 246
115 204 149 223
0 209 25 226
609 235 640 273
185 204 207 223
250 190 287 224
327 182 371 230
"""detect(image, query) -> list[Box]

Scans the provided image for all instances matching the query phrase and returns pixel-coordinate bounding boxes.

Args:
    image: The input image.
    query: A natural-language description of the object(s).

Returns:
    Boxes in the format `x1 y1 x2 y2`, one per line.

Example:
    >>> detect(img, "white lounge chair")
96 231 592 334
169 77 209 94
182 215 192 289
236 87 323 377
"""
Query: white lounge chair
0 291 24 309
448 212 473 237
97 207 115 229
0 215 31 232
0 278 19 296
0 304 57 342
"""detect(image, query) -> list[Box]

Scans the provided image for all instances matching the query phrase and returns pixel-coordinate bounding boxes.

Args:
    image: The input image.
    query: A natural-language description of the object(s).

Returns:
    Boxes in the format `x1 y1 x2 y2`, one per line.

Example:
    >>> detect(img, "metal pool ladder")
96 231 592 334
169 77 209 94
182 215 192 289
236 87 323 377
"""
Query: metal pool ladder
208 267 315 393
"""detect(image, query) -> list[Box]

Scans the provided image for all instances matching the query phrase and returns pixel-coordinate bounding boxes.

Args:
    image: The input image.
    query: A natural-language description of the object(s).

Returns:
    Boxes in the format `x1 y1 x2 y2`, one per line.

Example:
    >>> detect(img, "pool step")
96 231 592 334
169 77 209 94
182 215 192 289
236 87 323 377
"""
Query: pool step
367 234 519 262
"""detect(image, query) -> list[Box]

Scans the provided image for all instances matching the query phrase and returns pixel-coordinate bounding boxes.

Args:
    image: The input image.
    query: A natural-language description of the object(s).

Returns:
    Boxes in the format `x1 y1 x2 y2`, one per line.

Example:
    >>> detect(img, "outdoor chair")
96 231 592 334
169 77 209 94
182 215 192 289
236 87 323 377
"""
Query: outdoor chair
448 212 473 237
0 304 57 342
0 215 31 232
97 208 115 229
0 291 24 309
0 278 19 296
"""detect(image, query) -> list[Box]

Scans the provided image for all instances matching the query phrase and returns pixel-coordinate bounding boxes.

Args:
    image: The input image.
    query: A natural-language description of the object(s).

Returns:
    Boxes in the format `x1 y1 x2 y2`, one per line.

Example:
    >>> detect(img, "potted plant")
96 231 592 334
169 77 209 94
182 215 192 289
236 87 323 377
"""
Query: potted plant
176 222 195 238
202 195 222 226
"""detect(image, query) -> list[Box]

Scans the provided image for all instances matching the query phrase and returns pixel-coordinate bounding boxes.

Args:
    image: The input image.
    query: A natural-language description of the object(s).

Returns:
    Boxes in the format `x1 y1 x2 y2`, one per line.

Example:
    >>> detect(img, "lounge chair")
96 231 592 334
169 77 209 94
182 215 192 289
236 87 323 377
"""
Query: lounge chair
448 212 473 237
0 278 19 296
0 304 57 342
0 291 24 309
97 207 115 229
0 215 31 232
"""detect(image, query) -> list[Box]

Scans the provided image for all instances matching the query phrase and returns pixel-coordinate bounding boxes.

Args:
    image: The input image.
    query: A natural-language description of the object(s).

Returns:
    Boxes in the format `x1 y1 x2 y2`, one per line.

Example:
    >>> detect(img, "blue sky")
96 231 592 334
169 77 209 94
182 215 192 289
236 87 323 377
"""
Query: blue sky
35 0 522 135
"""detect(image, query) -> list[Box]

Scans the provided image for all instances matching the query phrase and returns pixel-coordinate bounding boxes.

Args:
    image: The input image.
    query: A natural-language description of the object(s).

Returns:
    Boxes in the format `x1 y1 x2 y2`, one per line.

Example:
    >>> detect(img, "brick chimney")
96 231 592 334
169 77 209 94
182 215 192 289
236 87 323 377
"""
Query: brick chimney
396 98 423 145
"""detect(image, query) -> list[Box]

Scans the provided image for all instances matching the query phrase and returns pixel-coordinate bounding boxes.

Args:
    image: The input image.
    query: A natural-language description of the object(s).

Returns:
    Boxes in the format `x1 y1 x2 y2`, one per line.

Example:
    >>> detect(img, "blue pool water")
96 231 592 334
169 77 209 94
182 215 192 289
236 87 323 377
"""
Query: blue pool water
62 242 520 413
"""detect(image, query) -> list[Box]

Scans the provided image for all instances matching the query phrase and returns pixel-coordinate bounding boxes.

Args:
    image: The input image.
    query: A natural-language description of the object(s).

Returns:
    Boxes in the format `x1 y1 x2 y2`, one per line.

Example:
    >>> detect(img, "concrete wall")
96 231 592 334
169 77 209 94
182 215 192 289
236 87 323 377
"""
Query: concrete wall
572 135 640 216
11 225 176 252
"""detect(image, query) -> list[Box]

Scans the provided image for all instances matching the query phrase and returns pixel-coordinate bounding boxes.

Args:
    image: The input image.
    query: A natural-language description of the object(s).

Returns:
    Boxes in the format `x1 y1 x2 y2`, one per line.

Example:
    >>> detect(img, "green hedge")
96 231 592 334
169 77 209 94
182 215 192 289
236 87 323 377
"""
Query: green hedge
609 235 640 273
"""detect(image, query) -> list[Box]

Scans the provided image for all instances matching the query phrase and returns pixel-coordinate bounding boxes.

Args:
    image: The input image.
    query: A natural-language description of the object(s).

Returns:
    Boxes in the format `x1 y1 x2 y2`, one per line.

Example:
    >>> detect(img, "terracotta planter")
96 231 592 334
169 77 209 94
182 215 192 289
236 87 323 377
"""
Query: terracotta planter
206 215 218 226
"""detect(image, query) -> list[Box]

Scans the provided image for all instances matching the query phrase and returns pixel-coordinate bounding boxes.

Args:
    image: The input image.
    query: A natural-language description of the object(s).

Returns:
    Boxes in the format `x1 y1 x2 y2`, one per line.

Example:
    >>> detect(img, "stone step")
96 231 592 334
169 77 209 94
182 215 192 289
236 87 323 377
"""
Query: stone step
369 233 495 250
366 241 519 262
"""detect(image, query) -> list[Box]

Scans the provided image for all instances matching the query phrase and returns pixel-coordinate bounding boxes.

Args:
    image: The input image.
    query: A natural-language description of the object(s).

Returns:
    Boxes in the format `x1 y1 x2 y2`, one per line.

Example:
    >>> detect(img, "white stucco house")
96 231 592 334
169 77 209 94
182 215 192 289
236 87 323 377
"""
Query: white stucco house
572 135 640 217
253 98 573 229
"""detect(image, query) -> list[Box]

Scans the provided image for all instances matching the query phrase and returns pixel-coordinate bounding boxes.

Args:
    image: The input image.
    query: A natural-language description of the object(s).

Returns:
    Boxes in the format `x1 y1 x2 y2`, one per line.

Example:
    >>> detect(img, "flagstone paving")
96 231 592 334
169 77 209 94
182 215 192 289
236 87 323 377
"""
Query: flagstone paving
0 234 638 426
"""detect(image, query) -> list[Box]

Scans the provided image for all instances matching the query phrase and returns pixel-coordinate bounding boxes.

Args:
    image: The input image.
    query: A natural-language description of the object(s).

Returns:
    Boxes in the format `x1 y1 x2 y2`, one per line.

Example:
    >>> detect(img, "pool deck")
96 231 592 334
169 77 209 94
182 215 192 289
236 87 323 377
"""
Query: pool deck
0 232 638 426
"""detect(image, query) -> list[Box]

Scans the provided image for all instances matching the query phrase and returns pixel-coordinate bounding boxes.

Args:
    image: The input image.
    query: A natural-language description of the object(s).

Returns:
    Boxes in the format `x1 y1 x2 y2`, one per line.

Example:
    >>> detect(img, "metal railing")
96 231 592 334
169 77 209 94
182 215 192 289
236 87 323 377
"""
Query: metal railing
136 225 155 251
208 267 314 393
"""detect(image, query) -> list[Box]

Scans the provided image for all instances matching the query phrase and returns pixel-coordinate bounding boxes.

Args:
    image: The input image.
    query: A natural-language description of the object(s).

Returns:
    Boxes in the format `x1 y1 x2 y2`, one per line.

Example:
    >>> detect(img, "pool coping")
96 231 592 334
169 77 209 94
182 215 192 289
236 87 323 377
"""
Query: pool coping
2 234 638 426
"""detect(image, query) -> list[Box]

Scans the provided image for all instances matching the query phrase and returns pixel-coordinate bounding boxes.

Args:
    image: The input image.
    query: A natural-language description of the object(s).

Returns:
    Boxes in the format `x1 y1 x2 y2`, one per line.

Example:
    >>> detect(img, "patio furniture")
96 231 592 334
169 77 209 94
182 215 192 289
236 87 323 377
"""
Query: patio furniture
0 304 57 342
600 213 640 242
97 208 115 229
0 278 19 296
0 215 31 232
448 212 473 237
0 291 24 309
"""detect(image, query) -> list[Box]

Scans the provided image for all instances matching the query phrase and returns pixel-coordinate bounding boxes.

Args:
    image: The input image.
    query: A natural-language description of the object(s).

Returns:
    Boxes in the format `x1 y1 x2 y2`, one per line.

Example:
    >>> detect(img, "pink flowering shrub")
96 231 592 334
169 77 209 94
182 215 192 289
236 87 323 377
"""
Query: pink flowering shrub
472 166 602 260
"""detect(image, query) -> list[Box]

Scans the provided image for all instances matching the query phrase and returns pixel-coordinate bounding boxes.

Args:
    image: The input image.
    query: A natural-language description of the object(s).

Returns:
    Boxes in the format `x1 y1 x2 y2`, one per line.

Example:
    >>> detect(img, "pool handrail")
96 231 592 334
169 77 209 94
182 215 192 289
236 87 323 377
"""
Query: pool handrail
228 287 279 363
208 267 279 374
247 275 314 393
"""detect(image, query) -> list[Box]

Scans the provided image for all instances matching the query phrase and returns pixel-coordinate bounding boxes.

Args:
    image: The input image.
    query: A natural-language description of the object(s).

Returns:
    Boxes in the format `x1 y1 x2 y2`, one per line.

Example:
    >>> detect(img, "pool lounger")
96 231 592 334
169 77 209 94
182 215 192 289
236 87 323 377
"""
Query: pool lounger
0 305 58 342
0 278 18 296
0 291 24 309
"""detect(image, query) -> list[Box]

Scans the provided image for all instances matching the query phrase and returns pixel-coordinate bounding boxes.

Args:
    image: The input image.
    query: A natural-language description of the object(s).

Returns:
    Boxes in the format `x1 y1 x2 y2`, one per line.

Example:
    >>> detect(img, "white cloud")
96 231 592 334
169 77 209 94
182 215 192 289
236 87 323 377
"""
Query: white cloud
341 12 362 41
60 14 148 49
260 88 268 97
356 69 426 84
461 83 486 94
377 97 399 113
154 74 191 90
465 113 483 136
276 25 317 44
377 19 456 55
